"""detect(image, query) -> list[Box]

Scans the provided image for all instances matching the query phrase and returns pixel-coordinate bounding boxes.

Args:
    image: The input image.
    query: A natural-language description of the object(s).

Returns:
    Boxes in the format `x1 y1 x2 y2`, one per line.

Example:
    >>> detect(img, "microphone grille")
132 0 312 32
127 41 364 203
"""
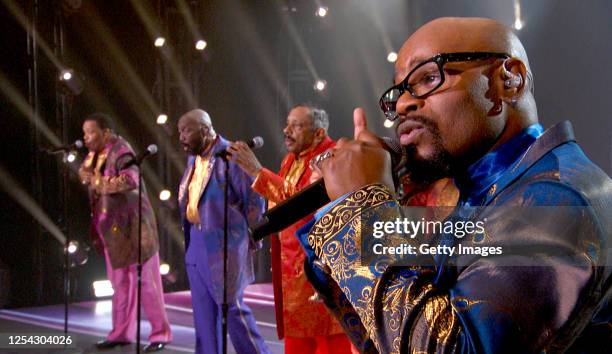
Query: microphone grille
252 136 264 149
381 136 401 154
147 144 158 155
74 140 83 148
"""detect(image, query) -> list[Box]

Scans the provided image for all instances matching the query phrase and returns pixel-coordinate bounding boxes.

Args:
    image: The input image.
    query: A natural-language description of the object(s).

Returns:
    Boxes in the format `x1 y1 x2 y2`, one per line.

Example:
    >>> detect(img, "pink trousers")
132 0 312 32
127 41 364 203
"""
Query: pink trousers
103 250 172 343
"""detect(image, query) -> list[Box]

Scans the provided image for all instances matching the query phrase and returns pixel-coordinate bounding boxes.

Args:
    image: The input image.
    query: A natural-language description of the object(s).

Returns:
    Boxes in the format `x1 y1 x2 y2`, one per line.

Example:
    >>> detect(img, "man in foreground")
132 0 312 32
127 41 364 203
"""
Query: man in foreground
177 109 269 354
300 17 611 353
79 113 171 352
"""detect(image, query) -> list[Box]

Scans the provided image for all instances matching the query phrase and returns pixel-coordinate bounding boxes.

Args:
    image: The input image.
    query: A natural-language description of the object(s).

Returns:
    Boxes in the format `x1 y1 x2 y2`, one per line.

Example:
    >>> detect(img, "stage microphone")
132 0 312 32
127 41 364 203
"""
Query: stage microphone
216 136 264 158
121 144 158 169
44 139 83 154
250 137 403 241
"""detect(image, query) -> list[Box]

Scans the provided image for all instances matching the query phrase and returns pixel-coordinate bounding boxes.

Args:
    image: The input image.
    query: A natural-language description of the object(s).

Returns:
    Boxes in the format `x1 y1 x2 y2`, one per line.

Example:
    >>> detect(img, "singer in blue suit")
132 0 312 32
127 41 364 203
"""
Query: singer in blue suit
177 109 269 354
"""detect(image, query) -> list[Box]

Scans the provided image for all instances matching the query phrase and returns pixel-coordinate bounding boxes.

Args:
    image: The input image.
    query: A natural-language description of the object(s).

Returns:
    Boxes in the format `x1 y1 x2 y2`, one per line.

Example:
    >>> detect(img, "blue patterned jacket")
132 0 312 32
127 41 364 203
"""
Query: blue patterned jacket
299 121 611 353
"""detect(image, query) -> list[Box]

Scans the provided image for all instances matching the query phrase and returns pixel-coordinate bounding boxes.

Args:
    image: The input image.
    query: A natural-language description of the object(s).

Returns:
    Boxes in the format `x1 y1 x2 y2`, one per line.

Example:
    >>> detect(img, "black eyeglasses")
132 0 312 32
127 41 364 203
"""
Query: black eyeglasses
379 52 509 121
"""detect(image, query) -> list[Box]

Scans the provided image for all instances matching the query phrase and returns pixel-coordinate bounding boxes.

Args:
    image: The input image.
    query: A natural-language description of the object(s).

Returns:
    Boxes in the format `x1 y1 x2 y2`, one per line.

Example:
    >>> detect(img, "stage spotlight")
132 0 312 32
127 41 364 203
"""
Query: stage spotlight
195 39 207 51
156 114 168 125
65 240 89 267
314 79 327 92
159 189 172 201
315 6 328 17
387 52 398 63
58 69 83 95
160 263 170 275
65 151 77 163
93 280 114 298
514 19 524 30
154 37 166 47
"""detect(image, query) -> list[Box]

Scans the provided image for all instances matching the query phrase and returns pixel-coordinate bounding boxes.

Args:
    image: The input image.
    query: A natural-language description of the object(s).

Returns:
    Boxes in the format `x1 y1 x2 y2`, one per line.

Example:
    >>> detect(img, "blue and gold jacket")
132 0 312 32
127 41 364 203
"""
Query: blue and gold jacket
298 121 611 353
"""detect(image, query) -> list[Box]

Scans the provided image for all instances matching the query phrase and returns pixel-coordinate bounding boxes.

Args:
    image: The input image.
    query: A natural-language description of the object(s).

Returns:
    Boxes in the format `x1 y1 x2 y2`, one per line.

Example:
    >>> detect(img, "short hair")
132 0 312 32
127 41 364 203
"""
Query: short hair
292 103 329 131
84 112 115 131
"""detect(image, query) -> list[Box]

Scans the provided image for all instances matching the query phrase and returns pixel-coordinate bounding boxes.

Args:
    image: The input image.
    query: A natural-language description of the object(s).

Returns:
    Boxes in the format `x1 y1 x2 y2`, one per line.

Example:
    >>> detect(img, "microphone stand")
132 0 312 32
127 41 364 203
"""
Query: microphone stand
220 154 230 354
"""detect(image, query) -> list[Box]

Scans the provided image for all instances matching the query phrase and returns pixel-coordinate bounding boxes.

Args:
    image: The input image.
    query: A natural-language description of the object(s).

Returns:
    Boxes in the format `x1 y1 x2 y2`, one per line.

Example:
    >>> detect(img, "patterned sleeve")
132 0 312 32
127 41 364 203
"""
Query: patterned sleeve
92 153 138 195
230 161 266 228
251 167 298 205
306 183 597 353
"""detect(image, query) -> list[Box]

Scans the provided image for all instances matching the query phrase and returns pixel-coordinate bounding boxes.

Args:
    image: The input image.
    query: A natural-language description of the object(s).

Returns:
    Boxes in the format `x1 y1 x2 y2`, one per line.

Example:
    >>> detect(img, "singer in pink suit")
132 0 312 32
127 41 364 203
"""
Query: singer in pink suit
78 113 172 353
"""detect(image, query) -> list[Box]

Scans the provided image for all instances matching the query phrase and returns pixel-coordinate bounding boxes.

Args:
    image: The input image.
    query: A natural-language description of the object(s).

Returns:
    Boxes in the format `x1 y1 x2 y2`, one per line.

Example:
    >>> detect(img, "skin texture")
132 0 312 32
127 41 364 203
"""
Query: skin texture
177 109 216 156
319 17 539 199
227 106 327 177
81 119 114 182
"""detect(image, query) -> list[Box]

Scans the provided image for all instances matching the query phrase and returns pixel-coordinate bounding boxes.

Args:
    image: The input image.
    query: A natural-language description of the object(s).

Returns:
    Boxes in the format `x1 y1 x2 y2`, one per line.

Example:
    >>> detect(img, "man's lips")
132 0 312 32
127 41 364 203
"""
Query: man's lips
284 137 295 145
397 120 426 145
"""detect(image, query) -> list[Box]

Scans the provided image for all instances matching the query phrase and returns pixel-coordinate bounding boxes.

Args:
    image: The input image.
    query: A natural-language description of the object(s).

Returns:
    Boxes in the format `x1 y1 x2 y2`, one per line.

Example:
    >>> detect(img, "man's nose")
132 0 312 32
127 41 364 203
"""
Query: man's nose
283 126 291 135
396 91 425 115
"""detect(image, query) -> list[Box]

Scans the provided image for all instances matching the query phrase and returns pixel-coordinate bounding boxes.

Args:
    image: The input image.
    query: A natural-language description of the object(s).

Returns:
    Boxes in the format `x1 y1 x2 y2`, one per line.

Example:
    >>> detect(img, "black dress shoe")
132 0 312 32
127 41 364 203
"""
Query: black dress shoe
143 342 167 352
95 339 131 349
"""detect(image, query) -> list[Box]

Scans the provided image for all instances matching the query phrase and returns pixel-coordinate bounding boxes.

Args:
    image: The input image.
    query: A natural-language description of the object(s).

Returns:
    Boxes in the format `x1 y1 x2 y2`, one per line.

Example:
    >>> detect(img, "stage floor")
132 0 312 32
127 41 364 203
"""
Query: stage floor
0 283 284 353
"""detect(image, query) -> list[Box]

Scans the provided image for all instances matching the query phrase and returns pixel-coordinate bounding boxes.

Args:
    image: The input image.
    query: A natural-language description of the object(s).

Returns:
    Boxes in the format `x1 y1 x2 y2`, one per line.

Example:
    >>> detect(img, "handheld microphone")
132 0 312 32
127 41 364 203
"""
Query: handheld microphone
216 136 264 158
44 140 83 154
121 144 158 169
250 137 403 241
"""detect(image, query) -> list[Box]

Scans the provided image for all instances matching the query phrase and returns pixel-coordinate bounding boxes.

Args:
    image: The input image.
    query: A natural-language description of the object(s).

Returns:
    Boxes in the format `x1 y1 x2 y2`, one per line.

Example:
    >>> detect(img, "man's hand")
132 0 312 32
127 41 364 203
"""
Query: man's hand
314 108 394 200
227 141 263 177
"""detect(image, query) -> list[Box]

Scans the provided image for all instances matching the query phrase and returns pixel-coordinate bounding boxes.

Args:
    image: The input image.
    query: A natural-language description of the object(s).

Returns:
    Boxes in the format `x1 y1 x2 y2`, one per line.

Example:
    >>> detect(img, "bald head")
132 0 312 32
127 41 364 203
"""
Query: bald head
397 17 530 80
179 109 216 137
177 108 217 155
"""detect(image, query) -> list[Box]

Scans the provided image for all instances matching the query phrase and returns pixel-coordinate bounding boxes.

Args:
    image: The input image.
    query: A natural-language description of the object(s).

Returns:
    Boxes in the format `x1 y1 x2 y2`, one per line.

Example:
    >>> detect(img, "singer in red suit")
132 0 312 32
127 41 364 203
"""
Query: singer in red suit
228 105 354 354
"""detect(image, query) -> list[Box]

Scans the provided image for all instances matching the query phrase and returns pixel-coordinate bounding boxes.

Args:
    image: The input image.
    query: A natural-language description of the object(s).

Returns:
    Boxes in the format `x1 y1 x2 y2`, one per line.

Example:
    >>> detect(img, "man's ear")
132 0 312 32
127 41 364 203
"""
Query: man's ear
495 57 527 103
314 127 326 140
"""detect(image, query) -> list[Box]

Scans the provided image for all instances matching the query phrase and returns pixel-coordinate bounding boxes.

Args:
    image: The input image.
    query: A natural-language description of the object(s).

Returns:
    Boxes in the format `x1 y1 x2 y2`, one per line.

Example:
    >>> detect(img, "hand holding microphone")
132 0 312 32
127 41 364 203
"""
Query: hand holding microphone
225 137 264 177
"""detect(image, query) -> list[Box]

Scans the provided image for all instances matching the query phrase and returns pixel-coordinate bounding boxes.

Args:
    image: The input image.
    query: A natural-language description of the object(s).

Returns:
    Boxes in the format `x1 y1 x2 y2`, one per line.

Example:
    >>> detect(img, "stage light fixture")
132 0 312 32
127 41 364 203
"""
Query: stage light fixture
154 37 166 47
93 280 114 298
514 19 524 30
159 189 172 201
156 114 168 125
65 240 89 267
315 6 328 17
314 79 327 92
59 69 73 81
65 151 77 163
160 263 170 275
195 39 207 51
387 52 398 63
67 241 77 254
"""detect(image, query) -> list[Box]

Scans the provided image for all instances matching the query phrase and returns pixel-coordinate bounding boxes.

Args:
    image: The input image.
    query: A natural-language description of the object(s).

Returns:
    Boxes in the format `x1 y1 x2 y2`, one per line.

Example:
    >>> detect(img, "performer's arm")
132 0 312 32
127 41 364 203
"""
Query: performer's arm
91 153 138 195
302 183 597 353
251 167 299 204
229 161 266 228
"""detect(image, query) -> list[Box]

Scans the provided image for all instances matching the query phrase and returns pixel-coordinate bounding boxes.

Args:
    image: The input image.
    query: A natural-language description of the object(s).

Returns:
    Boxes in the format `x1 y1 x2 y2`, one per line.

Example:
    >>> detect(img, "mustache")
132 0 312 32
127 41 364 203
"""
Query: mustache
397 114 439 132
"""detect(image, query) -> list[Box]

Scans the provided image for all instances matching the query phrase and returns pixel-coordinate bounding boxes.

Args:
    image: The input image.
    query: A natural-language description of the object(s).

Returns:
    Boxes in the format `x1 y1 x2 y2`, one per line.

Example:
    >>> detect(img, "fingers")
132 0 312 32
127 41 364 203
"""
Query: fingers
353 107 368 140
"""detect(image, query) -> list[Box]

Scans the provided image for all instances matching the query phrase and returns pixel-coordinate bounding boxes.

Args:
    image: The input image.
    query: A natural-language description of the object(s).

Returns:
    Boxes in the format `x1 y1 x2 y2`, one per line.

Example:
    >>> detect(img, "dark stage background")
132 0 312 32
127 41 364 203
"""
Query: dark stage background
0 0 610 308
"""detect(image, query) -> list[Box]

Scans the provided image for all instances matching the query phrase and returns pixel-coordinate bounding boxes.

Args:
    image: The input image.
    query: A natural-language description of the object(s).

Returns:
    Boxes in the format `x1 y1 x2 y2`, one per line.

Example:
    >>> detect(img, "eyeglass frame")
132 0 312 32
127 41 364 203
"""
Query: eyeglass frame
379 51 510 121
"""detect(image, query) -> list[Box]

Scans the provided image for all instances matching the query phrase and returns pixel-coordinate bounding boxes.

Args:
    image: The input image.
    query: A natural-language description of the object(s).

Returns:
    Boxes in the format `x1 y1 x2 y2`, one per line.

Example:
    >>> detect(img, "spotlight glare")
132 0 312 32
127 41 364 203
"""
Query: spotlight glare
314 79 327 92
387 52 398 63
59 69 73 81
67 241 78 254
156 114 168 125
66 151 77 163
154 37 166 47
160 263 170 275
315 6 328 17
159 189 172 201
195 40 207 51
384 119 395 128
93 280 114 298
514 19 524 30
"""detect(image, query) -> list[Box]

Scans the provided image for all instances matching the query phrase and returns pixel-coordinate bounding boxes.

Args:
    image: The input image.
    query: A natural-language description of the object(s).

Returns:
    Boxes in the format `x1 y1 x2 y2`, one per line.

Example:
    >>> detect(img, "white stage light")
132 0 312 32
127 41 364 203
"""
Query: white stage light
160 263 170 275
154 37 166 47
93 280 114 298
387 52 398 63
59 69 73 81
195 40 207 51
156 114 168 125
384 119 395 128
159 189 172 201
315 6 328 18
314 79 327 92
